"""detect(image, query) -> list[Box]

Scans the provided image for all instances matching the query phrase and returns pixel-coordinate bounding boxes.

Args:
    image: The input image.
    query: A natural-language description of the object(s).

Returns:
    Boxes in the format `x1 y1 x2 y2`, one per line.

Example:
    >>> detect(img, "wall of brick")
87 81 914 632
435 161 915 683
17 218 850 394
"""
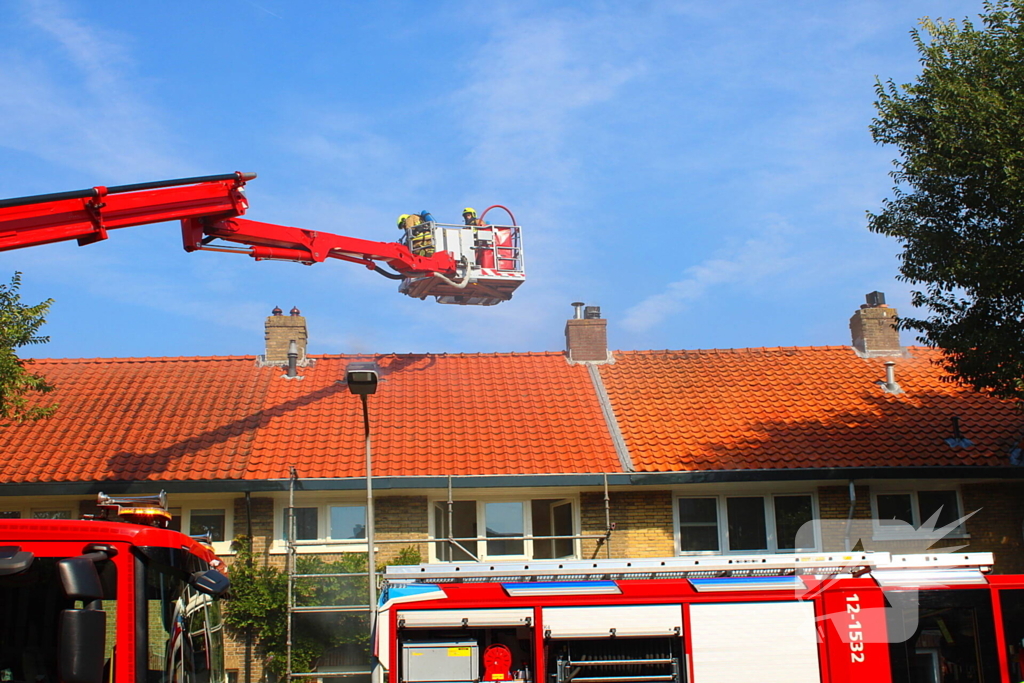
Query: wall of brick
849 306 901 355
565 319 608 362
580 490 674 558
264 313 307 363
375 495 429 563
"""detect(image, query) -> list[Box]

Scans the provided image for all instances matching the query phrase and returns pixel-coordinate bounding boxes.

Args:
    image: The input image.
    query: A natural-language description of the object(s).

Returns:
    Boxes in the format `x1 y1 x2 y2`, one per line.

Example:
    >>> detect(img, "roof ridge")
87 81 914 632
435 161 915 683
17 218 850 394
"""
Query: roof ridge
28 355 259 364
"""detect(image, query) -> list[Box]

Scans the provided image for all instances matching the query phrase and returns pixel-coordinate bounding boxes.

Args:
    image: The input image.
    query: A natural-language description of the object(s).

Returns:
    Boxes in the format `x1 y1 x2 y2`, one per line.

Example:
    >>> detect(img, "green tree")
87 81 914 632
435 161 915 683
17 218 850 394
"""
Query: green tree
0 272 56 422
868 1 1024 400
224 538 422 678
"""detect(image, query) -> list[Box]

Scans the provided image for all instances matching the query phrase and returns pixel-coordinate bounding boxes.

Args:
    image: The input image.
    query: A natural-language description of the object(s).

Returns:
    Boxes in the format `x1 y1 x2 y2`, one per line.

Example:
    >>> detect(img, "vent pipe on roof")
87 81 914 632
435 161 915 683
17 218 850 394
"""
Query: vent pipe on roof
286 340 299 378
879 361 903 394
572 301 585 320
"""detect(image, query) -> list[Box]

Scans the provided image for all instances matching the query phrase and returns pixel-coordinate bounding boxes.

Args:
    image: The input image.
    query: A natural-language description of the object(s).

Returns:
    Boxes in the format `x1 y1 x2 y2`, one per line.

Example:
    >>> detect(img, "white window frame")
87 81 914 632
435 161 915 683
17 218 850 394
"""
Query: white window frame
427 495 579 563
272 500 369 554
181 505 234 556
673 493 820 555
870 486 969 541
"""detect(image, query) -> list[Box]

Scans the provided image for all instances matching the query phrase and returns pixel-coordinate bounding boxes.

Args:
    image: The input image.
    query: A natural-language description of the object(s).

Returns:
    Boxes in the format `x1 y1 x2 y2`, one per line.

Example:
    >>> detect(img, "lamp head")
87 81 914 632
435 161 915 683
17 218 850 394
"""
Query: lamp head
346 362 379 395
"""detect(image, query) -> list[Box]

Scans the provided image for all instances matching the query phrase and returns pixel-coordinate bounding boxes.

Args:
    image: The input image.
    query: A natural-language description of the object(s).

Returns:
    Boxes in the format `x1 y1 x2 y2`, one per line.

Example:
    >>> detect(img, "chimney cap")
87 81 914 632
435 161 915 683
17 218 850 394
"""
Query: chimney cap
584 305 601 320
272 306 283 316
865 291 886 307
290 306 301 316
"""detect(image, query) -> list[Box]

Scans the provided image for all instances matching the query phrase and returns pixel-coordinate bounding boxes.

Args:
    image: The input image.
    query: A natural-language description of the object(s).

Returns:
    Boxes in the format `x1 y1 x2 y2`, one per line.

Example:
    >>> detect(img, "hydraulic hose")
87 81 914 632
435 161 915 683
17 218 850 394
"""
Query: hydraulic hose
479 205 517 226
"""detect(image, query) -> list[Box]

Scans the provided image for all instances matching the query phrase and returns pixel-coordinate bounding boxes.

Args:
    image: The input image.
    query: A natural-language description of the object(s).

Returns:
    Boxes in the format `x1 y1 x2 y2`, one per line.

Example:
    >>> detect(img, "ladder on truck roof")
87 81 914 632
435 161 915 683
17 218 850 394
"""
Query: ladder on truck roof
384 551 995 582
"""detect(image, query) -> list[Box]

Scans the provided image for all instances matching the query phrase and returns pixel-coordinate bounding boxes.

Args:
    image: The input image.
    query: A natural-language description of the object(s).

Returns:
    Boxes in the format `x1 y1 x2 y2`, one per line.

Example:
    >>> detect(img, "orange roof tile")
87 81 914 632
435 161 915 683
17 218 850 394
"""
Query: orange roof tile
2 345 1021 486
0 352 620 484
599 346 1022 472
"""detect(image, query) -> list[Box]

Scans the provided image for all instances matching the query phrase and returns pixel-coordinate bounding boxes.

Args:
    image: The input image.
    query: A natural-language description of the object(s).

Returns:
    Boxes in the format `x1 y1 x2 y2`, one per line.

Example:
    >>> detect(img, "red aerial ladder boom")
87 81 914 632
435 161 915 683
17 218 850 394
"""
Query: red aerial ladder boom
0 172 525 305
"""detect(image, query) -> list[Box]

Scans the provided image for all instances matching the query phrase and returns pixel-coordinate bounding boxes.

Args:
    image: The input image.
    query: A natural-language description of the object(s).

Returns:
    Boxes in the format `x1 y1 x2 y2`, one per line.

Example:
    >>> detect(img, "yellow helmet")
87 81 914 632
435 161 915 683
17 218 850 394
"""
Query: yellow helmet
397 214 410 228
462 207 477 217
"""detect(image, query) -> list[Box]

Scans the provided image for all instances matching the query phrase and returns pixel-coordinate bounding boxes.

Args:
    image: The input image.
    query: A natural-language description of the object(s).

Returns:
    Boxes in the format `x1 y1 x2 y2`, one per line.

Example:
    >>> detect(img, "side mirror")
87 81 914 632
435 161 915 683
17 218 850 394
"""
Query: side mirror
57 557 104 601
191 569 230 597
0 546 34 576
59 609 106 683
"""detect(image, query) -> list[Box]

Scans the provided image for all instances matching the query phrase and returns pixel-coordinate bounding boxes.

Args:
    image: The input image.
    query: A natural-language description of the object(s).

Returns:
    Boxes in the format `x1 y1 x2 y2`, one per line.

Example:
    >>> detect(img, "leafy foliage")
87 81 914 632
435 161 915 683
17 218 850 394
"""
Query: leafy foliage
0 272 56 422
224 538 422 677
869 2 1024 400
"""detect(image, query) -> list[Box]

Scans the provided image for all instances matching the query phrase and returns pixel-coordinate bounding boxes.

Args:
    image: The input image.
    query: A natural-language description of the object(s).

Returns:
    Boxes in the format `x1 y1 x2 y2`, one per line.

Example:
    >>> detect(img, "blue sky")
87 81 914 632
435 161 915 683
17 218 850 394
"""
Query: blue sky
0 0 984 359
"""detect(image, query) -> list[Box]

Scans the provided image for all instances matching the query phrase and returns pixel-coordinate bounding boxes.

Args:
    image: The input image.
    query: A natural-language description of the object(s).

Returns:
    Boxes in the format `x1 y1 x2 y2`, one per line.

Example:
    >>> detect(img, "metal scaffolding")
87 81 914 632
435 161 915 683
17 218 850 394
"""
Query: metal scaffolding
282 472 616 683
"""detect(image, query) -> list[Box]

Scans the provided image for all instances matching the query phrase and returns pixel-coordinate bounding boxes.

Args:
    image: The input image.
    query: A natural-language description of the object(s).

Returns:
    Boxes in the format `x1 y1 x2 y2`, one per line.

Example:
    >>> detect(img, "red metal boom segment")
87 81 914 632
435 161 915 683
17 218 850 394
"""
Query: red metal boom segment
0 173 458 276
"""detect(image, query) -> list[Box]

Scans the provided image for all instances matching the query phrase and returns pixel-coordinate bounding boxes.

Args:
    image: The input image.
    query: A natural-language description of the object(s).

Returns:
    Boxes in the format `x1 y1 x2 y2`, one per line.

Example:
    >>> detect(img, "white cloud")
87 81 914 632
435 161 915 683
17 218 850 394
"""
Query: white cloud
458 8 646 196
623 221 800 333
0 0 188 180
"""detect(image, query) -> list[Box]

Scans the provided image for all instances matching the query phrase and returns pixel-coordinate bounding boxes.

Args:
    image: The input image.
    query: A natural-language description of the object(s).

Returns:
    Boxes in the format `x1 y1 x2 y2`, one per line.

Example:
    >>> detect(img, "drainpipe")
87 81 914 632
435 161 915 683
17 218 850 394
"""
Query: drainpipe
843 481 856 552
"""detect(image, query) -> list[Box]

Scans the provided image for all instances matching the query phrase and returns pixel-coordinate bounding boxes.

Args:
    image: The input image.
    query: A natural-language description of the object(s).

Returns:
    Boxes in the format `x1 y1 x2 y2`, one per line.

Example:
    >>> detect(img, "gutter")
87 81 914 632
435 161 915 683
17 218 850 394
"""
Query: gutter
3 466 1024 496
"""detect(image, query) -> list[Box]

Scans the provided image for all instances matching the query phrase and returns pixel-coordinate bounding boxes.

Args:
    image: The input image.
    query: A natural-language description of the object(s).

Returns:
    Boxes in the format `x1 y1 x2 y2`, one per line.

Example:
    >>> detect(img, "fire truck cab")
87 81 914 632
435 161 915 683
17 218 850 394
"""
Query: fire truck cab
378 552 1024 683
0 494 230 683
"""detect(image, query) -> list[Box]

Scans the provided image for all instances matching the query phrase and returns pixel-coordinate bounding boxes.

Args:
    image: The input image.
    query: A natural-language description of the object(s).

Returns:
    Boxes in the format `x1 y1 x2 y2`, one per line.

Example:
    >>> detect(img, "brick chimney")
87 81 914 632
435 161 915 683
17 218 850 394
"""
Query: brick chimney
262 306 307 365
565 302 608 363
849 291 902 357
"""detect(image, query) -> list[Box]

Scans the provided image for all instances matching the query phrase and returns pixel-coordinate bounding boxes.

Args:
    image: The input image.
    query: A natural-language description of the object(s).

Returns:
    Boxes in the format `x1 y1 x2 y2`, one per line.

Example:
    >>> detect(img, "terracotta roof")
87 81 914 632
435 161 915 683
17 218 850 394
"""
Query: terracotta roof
1 353 620 483
2 345 1021 486
598 346 1023 472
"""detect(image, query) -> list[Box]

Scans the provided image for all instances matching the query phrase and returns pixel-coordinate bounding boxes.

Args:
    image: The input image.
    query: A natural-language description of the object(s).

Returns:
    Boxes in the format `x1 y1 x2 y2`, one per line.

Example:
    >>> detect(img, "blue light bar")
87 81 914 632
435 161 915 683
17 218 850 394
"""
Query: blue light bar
502 581 622 597
689 576 805 593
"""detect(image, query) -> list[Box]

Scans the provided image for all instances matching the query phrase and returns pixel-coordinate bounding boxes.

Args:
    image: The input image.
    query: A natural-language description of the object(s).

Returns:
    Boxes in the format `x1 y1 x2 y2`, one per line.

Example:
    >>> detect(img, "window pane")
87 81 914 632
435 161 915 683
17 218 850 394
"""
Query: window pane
678 498 719 552
726 497 767 551
678 498 717 524
917 491 961 531
330 506 366 540
680 526 720 552
283 507 317 541
551 502 574 559
191 509 226 542
436 501 476 561
31 510 70 520
877 494 914 527
0 511 20 519
168 508 182 532
774 495 814 551
485 502 524 556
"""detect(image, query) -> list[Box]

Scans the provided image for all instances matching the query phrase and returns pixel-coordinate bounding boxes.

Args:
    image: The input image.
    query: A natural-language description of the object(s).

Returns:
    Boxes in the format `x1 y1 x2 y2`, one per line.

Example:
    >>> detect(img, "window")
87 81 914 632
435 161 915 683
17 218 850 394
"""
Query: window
872 489 966 538
280 504 367 547
31 509 72 519
431 498 576 561
676 494 817 554
190 509 226 542
0 511 21 519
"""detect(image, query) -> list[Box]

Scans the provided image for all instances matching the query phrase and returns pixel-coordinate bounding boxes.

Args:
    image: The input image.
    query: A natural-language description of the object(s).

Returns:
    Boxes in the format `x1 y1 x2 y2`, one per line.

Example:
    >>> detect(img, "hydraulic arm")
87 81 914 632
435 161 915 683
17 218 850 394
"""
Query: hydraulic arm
0 172 456 276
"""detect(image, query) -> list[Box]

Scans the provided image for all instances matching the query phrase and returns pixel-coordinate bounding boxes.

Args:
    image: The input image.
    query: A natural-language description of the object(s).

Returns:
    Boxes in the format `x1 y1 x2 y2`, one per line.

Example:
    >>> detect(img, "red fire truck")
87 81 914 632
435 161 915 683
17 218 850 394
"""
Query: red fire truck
377 551 1024 683
0 493 229 683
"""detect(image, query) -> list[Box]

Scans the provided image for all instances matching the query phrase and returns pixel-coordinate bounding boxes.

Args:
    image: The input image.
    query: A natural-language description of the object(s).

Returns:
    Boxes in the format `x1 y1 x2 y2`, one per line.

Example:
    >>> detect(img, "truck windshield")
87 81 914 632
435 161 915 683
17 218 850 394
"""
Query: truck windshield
142 557 225 683
0 555 117 683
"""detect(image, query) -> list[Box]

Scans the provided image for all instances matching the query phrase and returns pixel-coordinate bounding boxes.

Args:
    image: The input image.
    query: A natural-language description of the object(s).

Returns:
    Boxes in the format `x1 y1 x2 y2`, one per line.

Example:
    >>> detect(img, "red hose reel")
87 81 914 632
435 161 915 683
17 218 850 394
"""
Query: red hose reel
482 644 513 681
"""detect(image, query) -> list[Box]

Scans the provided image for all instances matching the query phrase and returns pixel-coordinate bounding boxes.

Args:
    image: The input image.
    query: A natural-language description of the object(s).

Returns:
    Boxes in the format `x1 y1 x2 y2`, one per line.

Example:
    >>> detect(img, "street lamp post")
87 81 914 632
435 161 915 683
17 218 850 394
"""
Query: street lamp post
346 362 379 634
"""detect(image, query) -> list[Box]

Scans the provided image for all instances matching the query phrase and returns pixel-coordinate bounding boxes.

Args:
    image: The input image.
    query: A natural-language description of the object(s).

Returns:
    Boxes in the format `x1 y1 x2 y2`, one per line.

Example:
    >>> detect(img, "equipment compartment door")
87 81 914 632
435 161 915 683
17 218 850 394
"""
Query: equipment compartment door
542 605 682 638
688 601 820 683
